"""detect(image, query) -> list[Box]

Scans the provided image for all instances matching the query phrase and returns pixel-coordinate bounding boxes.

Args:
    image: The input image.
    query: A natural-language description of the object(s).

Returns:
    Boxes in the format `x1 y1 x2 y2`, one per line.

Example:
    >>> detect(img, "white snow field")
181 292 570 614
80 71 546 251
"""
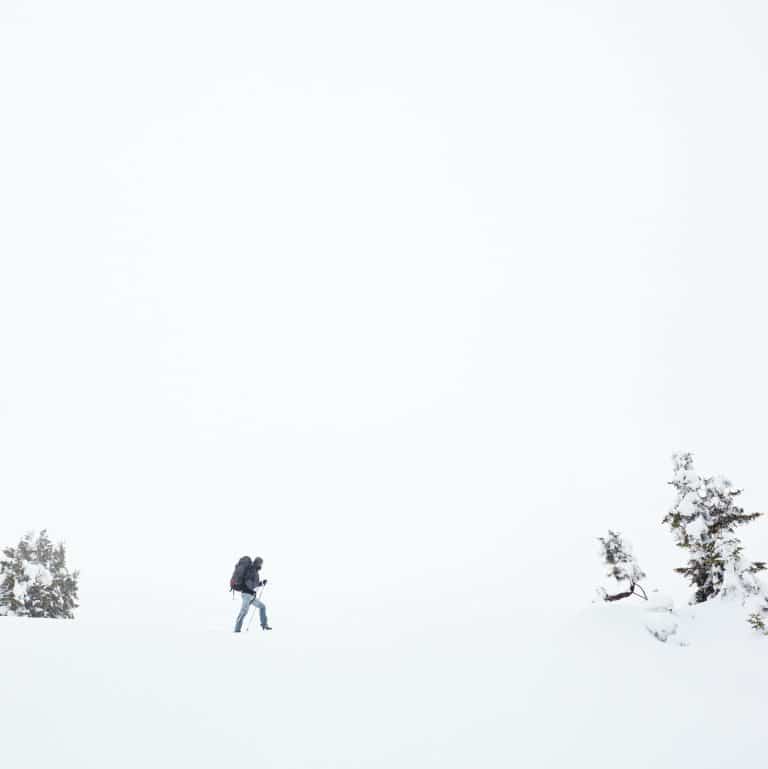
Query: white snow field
1 598 765 769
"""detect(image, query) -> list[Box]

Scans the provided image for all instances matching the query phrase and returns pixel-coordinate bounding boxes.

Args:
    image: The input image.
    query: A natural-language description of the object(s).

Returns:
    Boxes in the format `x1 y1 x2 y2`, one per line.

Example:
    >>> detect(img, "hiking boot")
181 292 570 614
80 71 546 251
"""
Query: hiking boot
261 624 273 631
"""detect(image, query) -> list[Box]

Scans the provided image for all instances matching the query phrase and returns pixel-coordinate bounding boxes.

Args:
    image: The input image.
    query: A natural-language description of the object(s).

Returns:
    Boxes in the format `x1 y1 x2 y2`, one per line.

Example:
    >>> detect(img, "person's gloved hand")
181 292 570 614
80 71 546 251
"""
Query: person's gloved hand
261 579 268 586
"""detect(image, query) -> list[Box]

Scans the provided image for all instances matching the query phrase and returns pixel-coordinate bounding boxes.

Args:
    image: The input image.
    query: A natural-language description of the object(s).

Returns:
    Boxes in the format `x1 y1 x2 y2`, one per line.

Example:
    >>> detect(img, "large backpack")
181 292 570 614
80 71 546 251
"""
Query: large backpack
230 556 252 592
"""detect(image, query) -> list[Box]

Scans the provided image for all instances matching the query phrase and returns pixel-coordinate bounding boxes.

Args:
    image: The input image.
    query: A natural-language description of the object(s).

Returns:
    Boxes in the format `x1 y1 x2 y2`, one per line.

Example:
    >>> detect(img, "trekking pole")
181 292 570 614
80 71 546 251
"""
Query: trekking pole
245 585 265 632
245 584 267 632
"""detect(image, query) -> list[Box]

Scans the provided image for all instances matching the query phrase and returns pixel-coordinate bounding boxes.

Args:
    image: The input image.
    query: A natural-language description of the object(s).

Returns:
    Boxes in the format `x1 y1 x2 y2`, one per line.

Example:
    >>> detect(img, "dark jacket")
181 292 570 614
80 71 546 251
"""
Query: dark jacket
243 563 264 595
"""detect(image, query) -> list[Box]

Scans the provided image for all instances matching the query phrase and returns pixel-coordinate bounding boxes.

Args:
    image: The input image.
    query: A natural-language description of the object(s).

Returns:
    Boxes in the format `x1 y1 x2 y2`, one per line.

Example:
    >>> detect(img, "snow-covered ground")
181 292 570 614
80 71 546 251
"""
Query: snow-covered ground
1 598 765 768
523 598 767 767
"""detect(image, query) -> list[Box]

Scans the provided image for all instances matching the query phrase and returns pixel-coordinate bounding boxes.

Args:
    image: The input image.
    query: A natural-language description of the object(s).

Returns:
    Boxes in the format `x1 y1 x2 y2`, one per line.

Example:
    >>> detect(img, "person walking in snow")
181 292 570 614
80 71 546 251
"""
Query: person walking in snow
234 556 272 632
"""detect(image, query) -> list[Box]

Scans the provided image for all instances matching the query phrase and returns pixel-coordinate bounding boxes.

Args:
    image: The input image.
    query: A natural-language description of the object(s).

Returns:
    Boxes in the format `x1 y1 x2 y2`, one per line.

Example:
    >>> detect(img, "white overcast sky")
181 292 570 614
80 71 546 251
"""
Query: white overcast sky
2 1 768 629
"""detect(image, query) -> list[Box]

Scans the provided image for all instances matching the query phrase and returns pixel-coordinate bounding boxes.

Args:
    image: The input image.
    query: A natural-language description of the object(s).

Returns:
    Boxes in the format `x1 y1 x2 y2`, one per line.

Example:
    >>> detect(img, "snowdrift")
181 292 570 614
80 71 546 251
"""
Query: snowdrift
516 598 767 768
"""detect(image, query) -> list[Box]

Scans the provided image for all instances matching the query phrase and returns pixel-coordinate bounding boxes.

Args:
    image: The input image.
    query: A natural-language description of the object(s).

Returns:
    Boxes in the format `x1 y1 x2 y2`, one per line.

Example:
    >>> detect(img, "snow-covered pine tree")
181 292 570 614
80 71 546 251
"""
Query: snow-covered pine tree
747 610 768 635
597 530 647 601
663 452 766 604
0 530 79 618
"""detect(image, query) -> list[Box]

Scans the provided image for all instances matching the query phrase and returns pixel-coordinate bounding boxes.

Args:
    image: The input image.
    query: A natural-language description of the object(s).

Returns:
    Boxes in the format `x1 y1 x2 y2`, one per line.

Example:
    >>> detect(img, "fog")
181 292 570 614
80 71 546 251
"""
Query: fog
3 1 768 637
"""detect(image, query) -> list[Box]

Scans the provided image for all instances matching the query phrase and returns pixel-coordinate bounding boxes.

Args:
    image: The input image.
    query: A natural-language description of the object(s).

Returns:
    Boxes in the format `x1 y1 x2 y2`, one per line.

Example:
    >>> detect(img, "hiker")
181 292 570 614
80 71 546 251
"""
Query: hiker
233 556 272 632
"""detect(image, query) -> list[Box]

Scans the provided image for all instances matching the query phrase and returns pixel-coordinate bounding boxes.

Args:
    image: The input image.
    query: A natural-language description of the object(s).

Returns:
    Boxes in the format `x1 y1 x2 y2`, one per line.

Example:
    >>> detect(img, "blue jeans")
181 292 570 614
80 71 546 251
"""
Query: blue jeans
234 592 268 632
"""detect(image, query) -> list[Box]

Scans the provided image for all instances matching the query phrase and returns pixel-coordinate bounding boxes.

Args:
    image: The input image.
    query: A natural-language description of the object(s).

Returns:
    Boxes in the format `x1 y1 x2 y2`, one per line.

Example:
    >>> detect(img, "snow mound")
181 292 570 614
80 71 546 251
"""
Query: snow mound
515 600 767 768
